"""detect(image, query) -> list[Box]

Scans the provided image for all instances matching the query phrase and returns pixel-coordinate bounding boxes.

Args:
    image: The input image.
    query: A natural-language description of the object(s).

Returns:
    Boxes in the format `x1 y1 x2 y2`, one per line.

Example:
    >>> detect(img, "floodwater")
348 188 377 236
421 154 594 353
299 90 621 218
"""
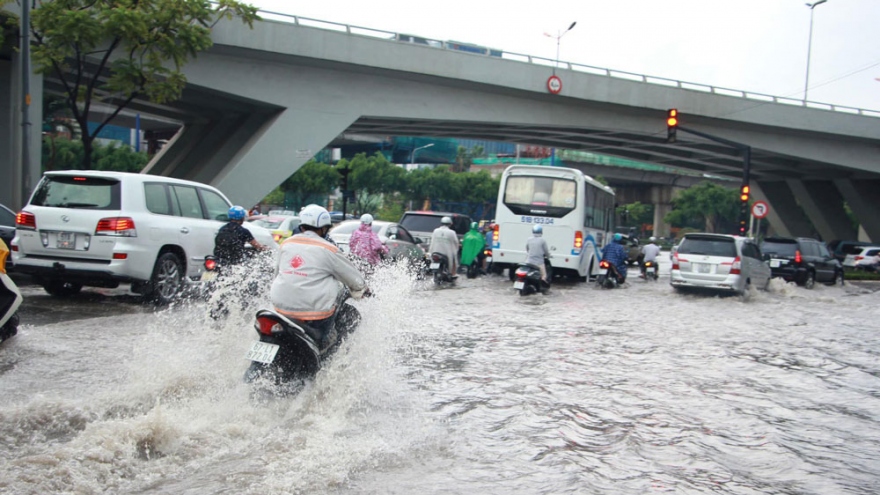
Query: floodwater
1 259 879 495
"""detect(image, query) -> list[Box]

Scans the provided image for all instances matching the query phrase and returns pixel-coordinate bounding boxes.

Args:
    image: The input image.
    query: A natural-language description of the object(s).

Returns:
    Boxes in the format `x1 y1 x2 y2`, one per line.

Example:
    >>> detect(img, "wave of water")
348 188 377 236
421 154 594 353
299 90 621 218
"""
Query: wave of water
0 263 878 494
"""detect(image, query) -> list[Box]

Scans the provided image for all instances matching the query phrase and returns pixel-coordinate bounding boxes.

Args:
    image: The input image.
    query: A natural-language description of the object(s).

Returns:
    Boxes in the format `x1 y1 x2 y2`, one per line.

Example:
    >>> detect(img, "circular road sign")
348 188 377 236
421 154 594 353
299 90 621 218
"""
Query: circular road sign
547 75 562 94
751 200 769 219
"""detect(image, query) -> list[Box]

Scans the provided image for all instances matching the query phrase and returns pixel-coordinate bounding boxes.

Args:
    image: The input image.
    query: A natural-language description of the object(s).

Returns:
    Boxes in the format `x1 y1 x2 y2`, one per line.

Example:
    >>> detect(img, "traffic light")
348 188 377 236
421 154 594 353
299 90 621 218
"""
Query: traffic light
666 109 678 143
738 184 750 235
338 167 350 192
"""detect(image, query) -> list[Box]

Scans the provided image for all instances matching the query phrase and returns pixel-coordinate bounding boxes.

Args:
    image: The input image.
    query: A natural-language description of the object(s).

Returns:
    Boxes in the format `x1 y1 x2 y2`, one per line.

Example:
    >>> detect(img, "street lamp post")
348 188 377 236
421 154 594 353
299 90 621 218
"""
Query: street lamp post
410 143 434 165
804 0 828 101
544 21 577 76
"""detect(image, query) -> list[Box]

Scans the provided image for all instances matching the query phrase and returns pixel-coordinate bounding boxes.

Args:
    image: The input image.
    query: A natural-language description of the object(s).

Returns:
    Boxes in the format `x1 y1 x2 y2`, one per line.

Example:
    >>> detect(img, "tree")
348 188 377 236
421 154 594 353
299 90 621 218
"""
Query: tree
25 0 258 168
453 145 485 173
41 136 148 172
664 182 740 233
343 151 406 213
616 201 653 231
280 160 339 210
450 170 499 219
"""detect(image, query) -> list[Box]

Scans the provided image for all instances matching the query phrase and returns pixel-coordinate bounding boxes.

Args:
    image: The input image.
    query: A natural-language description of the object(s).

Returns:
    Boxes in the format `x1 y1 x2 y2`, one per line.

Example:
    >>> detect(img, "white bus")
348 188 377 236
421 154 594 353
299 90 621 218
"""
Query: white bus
491 165 616 281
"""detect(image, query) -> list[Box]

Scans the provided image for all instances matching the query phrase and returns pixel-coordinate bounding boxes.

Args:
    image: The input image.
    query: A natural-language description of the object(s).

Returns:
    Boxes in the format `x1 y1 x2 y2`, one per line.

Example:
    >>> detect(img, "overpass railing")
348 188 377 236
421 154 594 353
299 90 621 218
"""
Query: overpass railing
254 9 880 119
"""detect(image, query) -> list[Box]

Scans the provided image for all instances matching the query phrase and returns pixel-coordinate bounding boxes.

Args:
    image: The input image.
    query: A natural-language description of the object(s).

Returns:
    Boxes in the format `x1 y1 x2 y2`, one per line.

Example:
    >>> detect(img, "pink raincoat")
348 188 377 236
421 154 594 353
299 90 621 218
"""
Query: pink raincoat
349 224 389 265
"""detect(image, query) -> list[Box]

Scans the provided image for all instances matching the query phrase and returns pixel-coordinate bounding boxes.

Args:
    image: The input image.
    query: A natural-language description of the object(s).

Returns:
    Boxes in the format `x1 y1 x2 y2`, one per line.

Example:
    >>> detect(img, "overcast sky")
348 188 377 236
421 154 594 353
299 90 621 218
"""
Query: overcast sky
251 0 880 112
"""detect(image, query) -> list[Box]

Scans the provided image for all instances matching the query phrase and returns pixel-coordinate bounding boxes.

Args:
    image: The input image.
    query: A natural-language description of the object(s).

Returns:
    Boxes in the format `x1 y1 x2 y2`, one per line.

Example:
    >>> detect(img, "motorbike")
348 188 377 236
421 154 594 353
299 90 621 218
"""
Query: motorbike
641 259 659 281
0 260 22 344
596 260 626 289
513 258 552 296
243 289 361 386
428 252 455 286
465 247 491 279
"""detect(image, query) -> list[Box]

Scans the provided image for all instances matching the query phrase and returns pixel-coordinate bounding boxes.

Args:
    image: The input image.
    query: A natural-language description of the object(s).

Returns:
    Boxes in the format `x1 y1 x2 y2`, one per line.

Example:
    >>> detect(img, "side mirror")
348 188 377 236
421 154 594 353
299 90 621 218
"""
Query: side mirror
414 237 425 244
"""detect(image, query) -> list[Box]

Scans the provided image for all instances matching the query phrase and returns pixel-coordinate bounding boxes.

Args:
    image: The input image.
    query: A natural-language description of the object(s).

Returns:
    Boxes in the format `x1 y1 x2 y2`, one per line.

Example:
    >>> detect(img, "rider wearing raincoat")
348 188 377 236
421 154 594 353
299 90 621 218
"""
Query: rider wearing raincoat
460 222 486 273
349 214 388 267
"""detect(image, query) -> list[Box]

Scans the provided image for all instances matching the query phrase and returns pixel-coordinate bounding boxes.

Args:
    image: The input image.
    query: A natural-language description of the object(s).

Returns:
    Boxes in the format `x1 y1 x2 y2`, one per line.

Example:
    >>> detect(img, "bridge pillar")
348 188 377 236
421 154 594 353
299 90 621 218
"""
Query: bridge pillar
834 179 880 243
752 181 813 238
649 185 676 239
786 179 855 242
0 45 43 210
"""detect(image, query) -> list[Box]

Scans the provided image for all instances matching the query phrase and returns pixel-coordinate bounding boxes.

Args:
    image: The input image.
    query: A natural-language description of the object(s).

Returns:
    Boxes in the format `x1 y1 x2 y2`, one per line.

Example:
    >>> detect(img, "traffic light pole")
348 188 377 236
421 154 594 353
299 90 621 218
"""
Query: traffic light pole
675 126 752 235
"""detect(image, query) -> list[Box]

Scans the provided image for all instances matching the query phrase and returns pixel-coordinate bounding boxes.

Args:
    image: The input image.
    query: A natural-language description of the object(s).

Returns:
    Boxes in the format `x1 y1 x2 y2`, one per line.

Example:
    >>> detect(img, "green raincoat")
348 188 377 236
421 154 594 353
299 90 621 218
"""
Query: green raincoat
460 225 485 266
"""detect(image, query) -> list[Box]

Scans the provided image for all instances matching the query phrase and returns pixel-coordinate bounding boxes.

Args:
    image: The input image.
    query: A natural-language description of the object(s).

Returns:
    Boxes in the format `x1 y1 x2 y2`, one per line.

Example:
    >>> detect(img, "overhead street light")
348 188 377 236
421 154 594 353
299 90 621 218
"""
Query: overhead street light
544 21 577 75
410 143 434 165
804 0 828 102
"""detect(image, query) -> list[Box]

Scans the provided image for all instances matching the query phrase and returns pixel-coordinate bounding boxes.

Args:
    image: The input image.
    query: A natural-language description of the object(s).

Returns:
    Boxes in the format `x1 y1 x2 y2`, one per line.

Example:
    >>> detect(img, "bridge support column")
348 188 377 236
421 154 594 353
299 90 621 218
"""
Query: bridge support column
752 181 813 238
786 179 855 242
649 185 677 239
0 45 43 210
834 179 880 243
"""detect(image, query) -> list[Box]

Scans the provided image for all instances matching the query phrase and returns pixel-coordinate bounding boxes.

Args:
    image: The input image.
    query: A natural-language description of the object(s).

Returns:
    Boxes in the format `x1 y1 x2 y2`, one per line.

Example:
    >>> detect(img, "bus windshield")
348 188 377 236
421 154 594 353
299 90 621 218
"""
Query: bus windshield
503 176 576 217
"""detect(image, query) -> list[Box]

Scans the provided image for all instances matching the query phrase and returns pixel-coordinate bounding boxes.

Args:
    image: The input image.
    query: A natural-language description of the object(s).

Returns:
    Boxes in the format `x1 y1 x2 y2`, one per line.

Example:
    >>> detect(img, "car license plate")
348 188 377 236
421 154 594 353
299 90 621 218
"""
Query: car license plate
695 263 711 274
513 281 524 289
770 259 781 268
56 232 75 250
430 262 440 270
201 271 217 282
246 341 279 364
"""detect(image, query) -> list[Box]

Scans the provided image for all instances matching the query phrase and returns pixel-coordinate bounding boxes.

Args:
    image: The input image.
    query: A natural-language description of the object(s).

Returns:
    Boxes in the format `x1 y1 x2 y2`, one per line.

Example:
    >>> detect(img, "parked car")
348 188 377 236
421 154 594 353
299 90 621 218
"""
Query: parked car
10 170 275 303
0 203 15 270
760 237 844 288
328 220 426 264
398 211 472 250
329 211 356 224
670 233 771 297
827 239 872 264
844 245 880 271
250 214 301 243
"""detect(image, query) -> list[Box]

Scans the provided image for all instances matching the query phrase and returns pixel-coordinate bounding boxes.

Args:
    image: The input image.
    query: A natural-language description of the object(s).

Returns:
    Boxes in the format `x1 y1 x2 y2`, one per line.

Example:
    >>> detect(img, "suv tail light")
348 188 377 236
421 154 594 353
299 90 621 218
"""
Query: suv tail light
95 217 137 237
855 255 864 262
730 256 742 275
672 253 680 270
16 211 36 230
795 250 802 264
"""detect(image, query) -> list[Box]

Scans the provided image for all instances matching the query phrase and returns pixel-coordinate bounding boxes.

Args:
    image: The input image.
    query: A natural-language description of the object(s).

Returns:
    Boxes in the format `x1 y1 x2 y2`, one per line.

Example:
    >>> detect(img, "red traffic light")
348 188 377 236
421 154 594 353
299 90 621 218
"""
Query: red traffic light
666 109 678 143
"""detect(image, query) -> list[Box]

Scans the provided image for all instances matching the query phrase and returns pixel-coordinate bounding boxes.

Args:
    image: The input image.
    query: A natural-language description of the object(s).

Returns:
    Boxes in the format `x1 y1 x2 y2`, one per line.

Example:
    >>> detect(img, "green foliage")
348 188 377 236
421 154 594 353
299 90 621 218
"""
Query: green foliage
42 136 148 172
664 182 740 233
375 199 405 222
26 0 258 168
281 160 339 210
616 201 653 227
261 187 285 207
454 145 485 173
337 152 406 213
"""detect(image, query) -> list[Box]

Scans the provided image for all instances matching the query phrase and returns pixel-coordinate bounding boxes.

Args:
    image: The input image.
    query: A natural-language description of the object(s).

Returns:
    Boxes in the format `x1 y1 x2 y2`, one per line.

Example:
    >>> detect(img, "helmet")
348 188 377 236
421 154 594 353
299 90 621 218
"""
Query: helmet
532 225 543 234
441 216 452 225
471 222 479 230
300 204 332 228
360 213 374 225
649 236 657 243
228 205 246 221
613 233 623 242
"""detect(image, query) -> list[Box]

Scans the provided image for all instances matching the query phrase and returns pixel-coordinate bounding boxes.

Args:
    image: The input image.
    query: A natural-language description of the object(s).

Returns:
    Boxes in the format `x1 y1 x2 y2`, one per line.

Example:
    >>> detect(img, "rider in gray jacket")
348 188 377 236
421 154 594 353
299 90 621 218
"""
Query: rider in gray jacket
525 225 550 282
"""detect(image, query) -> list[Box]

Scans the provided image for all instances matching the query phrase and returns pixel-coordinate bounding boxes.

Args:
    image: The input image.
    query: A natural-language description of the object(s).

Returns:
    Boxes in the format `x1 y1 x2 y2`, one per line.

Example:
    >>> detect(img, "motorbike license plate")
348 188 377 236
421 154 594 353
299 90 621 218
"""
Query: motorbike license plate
201 271 217 282
56 232 75 250
513 281 525 290
486 257 492 263
430 262 440 270
246 341 279 364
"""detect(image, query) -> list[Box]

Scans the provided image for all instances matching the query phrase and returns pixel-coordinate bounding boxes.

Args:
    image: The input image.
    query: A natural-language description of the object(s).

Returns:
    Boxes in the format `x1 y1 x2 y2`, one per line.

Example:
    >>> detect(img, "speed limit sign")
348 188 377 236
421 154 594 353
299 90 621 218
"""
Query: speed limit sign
751 201 769 219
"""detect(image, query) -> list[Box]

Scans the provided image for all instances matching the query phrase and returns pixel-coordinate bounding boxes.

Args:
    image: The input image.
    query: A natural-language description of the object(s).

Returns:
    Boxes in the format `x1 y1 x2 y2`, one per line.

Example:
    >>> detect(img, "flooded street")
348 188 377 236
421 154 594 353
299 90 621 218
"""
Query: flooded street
1 260 879 494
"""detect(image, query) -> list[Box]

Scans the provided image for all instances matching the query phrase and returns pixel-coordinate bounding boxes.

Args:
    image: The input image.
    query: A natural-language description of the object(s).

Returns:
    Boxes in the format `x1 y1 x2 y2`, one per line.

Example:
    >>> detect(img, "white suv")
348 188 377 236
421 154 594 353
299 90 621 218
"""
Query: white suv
670 233 772 297
11 170 272 304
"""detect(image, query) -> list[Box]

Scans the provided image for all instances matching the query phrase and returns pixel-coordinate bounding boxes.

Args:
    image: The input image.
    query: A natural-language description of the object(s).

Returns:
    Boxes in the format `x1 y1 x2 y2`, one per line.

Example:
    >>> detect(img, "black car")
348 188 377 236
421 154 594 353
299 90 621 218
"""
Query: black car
760 237 844 288
0 203 16 270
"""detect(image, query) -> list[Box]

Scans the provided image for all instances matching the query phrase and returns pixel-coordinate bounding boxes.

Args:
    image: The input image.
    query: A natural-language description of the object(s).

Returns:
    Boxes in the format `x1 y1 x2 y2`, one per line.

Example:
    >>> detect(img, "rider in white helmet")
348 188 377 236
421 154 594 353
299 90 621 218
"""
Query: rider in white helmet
428 216 460 276
269 204 367 348
639 235 661 278
526 224 550 282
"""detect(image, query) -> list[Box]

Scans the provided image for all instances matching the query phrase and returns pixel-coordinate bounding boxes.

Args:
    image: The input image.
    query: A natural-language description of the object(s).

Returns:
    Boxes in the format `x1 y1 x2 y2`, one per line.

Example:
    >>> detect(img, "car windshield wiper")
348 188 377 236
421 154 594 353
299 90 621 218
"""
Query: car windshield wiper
54 202 100 208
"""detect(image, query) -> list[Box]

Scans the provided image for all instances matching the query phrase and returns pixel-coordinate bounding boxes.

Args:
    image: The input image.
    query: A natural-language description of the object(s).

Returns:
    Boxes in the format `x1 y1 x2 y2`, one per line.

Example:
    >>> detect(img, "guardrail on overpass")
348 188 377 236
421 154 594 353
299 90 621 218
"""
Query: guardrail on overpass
255 9 880 120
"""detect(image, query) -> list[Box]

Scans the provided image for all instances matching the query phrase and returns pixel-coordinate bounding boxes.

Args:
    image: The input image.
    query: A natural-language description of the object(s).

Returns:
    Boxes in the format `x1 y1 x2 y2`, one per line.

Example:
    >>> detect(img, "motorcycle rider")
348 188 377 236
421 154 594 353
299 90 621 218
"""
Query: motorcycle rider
639 236 661 278
601 233 628 283
525 224 550 282
270 204 368 350
214 205 268 267
349 213 388 269
428 216 460 276
460 222 486 275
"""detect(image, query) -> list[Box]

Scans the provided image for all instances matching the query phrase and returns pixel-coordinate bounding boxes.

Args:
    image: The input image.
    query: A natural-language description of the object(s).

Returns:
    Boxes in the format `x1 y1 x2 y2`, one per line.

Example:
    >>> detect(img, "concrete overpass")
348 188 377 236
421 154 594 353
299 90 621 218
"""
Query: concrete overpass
2 7 879 241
